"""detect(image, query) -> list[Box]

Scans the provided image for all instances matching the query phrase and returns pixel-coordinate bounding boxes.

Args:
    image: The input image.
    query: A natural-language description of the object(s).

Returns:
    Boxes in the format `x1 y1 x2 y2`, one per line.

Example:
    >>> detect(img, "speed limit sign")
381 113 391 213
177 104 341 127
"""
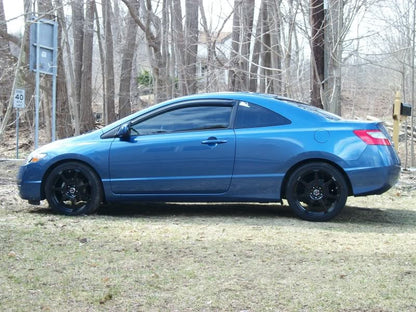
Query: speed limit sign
14 89 25 109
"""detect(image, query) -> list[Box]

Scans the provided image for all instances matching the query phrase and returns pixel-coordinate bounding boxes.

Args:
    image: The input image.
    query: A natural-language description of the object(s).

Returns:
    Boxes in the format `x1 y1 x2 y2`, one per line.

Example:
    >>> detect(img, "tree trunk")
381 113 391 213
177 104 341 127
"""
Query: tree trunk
47 0 72 139
160 0 171 100
310 0 325 108
119 1 139 118
71 0 84 124
261 2 272 93
56 0 79 135
269 0 282 94
38 0 56 142
249 0 265 92
198 0 212 92
325 0 343 115
94 2 106 123
0 6 29 140
0 0 12 117
102 0 116 124
240 0 254 90
185 0 199 94
283 0 300 97
229 0 241 91
172 0 186 95
79 0 95 133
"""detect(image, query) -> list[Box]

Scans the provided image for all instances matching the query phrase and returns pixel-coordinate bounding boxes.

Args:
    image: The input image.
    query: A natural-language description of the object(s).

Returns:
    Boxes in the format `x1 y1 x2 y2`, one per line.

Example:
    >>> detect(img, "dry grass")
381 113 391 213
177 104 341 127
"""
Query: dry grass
1 161 415 311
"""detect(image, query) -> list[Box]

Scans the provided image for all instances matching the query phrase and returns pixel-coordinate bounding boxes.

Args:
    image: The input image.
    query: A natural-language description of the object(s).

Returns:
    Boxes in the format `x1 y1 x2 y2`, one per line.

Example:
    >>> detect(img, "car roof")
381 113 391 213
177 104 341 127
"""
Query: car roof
100 92 336 134
171 92 308 104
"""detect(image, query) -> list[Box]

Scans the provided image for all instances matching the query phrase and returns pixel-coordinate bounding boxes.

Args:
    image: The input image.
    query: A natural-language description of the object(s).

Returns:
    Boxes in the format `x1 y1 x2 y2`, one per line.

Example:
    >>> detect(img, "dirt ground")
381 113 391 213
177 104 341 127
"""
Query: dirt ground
1 157 416 311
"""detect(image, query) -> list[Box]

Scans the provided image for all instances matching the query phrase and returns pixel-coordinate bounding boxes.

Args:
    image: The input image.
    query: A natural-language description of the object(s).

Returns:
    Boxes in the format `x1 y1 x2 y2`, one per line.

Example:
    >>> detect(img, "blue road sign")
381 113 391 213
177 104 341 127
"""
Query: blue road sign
30 18 58 148
30 19 58 75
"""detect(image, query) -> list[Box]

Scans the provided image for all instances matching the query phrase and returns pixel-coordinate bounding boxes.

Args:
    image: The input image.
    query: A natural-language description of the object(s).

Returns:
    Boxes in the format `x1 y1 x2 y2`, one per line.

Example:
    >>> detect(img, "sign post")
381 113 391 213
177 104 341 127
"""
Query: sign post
14 89 25 158
30 18 58 148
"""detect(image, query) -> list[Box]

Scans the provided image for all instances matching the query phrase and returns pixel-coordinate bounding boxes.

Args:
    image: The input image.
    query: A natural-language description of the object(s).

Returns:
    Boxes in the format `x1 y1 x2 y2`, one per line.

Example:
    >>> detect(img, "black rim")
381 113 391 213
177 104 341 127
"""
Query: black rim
51 168 91 213
292 168 341 214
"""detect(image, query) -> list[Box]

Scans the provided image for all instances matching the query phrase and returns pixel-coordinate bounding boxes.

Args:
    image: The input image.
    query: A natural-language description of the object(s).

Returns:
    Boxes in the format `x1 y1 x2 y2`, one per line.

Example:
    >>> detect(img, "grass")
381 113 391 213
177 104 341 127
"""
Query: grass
1 162 416 311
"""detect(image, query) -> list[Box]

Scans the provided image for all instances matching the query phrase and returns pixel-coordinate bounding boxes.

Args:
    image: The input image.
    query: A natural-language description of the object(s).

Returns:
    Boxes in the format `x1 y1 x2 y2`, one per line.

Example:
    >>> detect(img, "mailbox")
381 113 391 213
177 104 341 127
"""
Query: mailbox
400 103 412 117
392 92 411 152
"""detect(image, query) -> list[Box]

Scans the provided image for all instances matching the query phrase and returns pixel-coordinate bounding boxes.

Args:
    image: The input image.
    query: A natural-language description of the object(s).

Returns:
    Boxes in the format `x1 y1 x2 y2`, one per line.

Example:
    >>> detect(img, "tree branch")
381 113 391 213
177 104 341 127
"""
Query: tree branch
0 29 20 46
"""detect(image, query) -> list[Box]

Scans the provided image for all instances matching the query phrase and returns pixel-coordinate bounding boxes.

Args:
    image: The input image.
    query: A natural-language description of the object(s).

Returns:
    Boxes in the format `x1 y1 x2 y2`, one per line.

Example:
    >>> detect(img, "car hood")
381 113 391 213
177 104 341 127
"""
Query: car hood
33 129 103 156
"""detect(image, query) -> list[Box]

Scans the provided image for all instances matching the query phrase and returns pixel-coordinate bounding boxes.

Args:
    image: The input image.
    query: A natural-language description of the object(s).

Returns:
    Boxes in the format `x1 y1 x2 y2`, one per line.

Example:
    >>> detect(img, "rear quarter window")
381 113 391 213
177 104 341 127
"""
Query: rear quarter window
292 103 342 121
235 101 291 129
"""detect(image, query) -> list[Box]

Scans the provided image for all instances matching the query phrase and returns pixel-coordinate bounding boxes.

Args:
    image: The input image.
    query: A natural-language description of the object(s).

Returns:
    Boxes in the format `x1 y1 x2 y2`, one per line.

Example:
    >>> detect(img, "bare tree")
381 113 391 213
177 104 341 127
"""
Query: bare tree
266 0 283 94
56 0 78 136
37 0 55 142
198 0 233 92
101 0 116 124
247 1 262 92
0 0 32 140
1 0 410 150
411 1 416 167
228 0 255 91
310 0 325 108
119 0 139 118
228 0 241 91
79 0 96 133
122 0 170 103
362 0 416 166
71 0 84 131
37 0 72 139
185 0 199 94
0 0 12 117
172 0 186 95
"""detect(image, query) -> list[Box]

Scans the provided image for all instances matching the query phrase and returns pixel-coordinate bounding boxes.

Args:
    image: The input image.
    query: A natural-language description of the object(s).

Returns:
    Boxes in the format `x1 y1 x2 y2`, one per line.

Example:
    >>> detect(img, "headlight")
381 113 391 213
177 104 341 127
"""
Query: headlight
26 152 47 164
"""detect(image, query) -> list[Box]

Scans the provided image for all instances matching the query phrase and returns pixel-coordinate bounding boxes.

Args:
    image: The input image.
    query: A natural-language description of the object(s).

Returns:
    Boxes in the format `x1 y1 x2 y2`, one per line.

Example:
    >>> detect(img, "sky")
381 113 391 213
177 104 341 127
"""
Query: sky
3 0 24 34
2 0 234 35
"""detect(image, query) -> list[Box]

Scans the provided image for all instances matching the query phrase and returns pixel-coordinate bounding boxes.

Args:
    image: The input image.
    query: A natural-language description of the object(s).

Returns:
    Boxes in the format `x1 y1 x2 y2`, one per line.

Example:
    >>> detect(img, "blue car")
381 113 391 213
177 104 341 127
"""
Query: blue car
17 92 401 221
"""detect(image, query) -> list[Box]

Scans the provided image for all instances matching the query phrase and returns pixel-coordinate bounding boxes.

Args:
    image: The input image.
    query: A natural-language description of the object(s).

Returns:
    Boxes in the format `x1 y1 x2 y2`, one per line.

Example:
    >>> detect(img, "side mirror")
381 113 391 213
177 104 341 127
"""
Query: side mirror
116 123 131 140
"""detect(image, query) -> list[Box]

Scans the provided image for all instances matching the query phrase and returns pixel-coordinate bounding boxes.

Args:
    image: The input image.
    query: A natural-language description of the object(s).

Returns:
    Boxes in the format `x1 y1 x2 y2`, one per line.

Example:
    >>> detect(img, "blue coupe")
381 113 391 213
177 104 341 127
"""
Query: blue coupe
17 92 401 221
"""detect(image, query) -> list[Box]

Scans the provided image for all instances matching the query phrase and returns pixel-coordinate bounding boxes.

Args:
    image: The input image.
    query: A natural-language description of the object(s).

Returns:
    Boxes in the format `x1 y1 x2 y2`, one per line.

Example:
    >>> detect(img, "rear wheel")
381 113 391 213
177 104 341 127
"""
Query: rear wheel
45 162 102 215
286 162 348 221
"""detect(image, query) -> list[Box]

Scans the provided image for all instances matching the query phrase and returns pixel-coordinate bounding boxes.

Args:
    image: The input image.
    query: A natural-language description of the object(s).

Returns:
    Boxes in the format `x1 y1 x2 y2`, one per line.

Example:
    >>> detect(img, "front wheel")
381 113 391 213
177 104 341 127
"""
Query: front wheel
286 162 348 221
44 162 102 216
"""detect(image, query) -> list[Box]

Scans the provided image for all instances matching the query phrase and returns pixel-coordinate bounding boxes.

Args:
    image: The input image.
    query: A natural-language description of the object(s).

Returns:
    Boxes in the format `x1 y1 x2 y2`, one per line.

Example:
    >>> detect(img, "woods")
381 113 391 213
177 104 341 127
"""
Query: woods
0 0 415 165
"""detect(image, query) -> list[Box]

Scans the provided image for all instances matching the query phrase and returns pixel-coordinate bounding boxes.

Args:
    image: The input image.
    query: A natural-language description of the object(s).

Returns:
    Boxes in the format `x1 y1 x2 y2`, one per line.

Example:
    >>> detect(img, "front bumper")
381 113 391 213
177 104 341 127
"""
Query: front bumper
17 165 43 203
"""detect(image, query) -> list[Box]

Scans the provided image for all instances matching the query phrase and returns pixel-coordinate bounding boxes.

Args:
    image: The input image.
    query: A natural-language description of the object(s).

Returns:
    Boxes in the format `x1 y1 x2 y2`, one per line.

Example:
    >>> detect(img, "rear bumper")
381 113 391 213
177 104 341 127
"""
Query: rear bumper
347 164 400 196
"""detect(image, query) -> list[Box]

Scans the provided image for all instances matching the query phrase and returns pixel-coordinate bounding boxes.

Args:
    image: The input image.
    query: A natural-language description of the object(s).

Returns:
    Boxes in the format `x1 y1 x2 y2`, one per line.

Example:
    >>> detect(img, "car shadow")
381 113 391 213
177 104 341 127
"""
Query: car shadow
97 202 295 220
28 202 416 231
335 205 416 230
99 202 416 230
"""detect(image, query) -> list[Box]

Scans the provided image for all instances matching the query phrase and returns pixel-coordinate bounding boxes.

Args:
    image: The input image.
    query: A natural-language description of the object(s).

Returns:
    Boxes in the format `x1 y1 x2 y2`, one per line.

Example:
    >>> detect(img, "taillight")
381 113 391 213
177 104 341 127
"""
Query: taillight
353 129 391 145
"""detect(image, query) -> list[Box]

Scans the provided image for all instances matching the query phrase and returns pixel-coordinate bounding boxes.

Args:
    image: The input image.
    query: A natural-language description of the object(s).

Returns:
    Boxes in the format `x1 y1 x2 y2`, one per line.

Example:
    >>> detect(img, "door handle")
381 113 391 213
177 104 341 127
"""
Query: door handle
201 137 228 145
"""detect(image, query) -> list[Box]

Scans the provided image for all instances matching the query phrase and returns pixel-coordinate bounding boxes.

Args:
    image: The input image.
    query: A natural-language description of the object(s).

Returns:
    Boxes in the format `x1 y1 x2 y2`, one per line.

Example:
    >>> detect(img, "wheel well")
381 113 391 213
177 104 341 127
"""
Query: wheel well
40 159 105 202
280 159 353 199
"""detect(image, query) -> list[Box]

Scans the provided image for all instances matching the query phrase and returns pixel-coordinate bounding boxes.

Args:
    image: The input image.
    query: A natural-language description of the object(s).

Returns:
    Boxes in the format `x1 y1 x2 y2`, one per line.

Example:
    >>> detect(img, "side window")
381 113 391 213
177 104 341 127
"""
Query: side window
235 101 291 129
132 105 232 135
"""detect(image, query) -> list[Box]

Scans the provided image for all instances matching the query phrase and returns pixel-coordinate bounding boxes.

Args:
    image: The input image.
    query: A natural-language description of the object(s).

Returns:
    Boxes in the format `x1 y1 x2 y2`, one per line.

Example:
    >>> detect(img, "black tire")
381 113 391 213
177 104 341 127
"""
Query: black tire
44 162 102 216
286 162 348 221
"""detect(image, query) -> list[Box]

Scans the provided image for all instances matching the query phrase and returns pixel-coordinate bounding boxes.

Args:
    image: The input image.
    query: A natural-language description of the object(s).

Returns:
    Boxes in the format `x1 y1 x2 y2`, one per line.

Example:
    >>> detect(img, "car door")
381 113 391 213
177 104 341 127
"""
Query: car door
229 101 293 199
109 102 236 195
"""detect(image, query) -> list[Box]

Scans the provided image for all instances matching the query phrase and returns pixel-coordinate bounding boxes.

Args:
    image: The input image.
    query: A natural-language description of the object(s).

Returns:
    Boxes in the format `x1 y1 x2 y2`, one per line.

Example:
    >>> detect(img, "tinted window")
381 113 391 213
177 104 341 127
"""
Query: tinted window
132 105 232 135
292 102 341 121
235 101 291 129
